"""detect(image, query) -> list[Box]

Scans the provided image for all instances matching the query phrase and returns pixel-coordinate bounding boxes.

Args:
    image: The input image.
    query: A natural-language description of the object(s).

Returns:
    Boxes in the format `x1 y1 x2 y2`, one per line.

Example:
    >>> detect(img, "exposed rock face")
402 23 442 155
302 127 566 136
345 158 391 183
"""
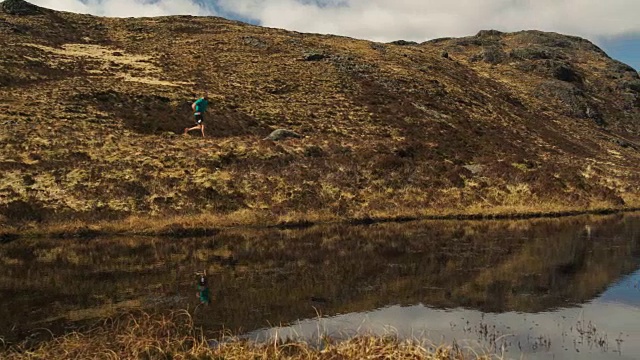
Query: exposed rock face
509 46 562 60
471 46 507 64
0 0 43 15
388 40 418 46
476 29 504 38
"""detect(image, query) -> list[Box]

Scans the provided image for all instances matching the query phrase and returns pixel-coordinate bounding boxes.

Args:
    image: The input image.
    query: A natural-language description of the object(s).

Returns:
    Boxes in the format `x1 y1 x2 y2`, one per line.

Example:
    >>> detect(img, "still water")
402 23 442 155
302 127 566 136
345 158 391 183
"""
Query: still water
1 213 639 359
249 270 640 359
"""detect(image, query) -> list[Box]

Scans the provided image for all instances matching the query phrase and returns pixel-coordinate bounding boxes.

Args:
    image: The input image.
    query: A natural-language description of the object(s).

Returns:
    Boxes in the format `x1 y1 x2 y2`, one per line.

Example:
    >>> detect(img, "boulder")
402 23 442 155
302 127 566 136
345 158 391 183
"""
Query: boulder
462 164 485 174
263 129 303 141
303 53 328 61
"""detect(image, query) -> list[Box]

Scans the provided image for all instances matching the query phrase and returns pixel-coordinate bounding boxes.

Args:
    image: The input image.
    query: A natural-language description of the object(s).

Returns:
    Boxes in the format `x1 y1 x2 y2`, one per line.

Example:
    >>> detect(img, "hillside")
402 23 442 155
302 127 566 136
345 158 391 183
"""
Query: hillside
1 0 639 231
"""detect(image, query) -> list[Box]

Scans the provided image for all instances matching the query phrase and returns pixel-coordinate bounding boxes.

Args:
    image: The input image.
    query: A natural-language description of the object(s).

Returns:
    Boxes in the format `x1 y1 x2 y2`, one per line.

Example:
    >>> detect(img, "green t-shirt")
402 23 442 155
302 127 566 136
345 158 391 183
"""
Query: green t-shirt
194 98 209 113
198 285 210 304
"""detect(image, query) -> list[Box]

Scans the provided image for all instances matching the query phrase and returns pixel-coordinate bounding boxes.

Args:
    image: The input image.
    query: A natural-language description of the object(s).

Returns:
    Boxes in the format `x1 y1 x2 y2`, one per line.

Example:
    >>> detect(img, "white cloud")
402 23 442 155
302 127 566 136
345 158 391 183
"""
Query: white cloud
247 301 640 359
29 0 90 13
28 0 640 43
217 0 640 43
30 0 213 17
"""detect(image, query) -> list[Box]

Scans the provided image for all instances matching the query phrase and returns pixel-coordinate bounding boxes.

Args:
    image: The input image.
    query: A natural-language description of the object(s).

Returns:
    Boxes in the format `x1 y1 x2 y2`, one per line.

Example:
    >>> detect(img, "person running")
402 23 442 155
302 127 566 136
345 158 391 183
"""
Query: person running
184 93 209 138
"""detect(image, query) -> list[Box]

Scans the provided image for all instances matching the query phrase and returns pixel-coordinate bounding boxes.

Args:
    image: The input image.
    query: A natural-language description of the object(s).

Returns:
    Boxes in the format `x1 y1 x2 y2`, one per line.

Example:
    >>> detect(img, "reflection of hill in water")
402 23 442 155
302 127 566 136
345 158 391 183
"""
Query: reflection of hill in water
1 214 639 339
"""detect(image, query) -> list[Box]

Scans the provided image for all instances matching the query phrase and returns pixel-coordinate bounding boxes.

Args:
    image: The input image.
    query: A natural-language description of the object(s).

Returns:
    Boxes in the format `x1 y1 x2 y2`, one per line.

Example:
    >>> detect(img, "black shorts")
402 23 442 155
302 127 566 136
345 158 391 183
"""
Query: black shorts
194 112 204 125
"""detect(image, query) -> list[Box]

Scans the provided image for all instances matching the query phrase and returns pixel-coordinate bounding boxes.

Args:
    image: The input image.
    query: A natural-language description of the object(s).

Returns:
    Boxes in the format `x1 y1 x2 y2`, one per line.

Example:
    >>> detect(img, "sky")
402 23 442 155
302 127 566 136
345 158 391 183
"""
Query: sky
29 0 640 70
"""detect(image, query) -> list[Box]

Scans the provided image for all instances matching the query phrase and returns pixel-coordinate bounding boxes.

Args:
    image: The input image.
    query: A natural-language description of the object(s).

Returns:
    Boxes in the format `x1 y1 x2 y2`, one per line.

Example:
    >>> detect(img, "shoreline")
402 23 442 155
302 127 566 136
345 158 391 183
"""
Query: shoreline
0 310 499 360
2 205 639 241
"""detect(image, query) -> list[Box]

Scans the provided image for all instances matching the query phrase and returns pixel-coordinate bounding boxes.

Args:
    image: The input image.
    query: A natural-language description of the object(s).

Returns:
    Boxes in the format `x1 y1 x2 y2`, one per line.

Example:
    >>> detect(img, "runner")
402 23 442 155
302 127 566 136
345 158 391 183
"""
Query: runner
184 93 209 138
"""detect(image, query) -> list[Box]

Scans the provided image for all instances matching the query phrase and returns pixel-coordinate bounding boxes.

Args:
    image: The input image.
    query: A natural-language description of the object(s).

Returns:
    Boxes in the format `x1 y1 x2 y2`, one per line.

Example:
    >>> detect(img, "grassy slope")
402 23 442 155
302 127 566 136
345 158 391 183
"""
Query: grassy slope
1 1 640 233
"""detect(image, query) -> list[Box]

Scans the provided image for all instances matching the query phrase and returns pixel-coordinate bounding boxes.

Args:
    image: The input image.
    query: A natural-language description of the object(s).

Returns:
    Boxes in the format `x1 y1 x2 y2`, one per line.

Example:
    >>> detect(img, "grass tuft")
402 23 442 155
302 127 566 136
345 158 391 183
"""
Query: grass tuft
2 311 499 360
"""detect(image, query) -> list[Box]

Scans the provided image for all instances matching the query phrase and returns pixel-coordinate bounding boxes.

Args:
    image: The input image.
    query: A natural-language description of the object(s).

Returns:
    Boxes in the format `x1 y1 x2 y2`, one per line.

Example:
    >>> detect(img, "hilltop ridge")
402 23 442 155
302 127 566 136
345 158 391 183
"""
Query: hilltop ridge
1 0 639 231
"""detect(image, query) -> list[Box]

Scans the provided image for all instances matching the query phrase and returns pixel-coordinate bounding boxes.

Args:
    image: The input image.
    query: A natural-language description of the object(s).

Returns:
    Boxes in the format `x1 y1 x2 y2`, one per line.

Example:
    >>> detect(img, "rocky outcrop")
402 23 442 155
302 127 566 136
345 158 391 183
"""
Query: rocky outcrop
388 40 418 46
0 0 43 15
471 46 507 64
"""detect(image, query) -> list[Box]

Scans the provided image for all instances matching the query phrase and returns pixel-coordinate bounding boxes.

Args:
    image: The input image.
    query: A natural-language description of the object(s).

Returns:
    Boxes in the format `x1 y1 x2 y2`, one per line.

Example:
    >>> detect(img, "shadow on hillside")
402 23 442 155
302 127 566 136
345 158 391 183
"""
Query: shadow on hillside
77 90 266 137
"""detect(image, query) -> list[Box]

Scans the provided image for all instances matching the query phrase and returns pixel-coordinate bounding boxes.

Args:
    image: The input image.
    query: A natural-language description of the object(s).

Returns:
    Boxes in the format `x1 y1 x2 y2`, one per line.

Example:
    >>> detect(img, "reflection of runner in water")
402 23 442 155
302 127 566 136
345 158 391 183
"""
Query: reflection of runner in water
196 270 211 305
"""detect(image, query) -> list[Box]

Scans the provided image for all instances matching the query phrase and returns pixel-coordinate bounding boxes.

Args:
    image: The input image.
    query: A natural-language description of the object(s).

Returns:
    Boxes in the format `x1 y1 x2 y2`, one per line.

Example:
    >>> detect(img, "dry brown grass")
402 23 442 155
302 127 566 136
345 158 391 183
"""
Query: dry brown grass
1 311 498 360
5 200 638 239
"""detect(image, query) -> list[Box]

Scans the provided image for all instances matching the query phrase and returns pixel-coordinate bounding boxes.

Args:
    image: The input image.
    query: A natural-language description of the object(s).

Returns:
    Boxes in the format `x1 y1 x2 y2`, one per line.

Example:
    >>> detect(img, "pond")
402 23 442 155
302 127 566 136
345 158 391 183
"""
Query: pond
1 213 639 359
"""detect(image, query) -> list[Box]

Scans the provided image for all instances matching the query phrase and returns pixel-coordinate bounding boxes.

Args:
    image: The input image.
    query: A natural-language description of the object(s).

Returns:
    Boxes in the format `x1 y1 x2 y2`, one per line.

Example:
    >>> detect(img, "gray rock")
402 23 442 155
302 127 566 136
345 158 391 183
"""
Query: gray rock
263 129 302 141
370 43 386 52
585 106 606 126
303 53 328 61
470 46 506 65
476 29 504 38
624 79 640 93
534 81 586 118
613 138 638 149
509 47 560 61
463 164 485 174
388 40 418 46
243 36 268 49
614 139 631 148
518 60 583 83
478 46 507 65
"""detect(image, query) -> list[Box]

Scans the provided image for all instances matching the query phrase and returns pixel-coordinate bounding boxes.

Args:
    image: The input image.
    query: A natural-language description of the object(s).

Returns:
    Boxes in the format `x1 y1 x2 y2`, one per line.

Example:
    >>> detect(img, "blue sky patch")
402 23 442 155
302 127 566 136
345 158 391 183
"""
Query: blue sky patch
599 34 640 70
